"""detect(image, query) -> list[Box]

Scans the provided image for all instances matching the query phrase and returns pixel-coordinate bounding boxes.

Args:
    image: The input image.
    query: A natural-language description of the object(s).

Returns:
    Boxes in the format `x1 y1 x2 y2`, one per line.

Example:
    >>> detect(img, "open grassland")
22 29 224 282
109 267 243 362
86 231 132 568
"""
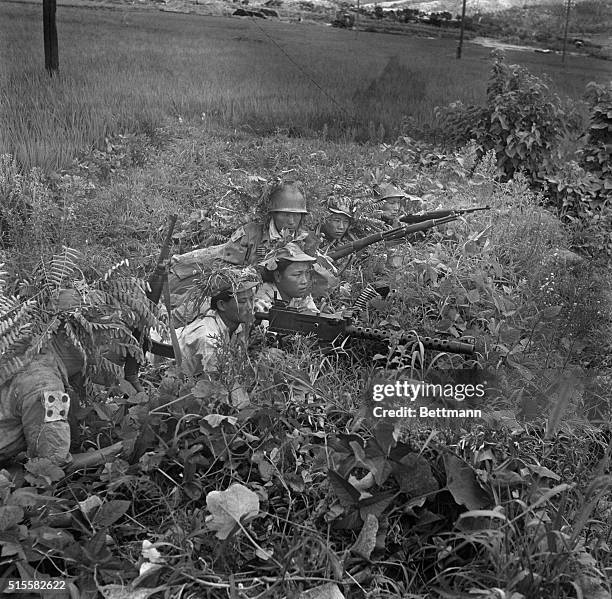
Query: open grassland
1 1 610 171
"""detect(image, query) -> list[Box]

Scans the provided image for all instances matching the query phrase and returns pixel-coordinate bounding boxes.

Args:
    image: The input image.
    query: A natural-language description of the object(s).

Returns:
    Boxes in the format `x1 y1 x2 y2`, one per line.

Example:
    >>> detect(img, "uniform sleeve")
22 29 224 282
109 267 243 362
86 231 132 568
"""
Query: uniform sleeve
15 359 72 466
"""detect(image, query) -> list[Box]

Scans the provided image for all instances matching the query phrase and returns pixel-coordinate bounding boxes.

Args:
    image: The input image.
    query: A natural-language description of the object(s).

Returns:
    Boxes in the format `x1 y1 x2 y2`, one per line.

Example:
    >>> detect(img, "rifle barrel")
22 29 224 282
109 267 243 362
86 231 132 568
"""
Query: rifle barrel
329 215 458 260
147 213 178 304
400 206 490 225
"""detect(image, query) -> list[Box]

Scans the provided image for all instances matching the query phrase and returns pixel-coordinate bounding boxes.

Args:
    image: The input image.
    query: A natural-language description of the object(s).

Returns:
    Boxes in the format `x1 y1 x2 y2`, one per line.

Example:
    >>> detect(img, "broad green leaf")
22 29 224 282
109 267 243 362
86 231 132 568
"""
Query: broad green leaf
24 458 64 482
444 454 489 510
78 494 104 517
205 483 259 540
359 490 396 520
28 526 75 550
93 500 131 528
327 470 359 508
373 421 398 456
527 464 561 481
0 506 24 531
392 453 439 497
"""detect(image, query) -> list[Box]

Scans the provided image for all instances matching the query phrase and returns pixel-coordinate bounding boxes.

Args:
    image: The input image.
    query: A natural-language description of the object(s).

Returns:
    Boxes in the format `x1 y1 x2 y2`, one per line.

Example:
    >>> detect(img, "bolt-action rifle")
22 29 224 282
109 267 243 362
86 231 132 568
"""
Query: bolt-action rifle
254 302 475 355
399 206 490 225
124 214 178 390
328 215 458 261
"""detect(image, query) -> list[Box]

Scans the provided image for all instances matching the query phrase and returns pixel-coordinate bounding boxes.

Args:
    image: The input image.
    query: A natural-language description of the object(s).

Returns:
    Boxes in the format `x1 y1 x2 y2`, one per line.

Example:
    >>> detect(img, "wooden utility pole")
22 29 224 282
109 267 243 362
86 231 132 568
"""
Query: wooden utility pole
561 0 571 64
43 0 59 75
456 0 467 59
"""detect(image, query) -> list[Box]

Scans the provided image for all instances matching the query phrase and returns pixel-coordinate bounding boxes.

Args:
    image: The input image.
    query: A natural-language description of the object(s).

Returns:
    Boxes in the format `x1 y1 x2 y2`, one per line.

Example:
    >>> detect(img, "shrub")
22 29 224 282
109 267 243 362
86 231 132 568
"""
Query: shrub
435 51 571 184
580 81 612 200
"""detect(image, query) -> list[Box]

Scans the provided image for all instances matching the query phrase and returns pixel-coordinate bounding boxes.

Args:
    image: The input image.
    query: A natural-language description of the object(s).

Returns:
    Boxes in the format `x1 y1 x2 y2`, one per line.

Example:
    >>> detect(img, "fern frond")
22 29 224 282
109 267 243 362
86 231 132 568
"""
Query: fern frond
89 355 124 383
102 258 130 282
62 319 88 373
24 316 62 361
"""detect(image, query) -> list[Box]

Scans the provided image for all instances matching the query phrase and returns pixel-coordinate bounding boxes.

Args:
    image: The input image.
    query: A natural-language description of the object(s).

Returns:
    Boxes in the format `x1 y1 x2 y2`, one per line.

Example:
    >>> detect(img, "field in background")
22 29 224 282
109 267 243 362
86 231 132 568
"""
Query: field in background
1 1 610 171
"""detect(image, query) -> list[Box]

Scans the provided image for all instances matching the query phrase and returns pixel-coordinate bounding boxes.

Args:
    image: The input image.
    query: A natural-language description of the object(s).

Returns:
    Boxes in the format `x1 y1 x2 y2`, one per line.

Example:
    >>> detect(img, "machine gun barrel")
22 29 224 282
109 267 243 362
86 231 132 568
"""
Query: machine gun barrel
399 205 490 225
254 304 475 355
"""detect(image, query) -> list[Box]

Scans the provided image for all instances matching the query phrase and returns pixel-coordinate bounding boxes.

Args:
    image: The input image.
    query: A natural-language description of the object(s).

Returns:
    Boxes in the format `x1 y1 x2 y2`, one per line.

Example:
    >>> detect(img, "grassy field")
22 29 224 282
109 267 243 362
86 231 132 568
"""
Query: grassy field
1 1 610 171
1 2 611 593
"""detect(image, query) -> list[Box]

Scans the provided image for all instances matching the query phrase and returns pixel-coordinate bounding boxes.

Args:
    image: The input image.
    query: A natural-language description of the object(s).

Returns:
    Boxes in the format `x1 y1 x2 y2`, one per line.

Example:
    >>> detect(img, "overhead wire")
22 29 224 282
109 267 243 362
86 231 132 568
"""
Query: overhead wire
245 14 353 118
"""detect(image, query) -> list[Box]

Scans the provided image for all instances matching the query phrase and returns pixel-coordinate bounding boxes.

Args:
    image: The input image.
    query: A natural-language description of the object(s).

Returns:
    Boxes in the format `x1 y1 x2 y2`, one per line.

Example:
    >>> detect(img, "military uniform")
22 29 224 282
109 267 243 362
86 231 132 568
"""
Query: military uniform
255 282 319 314
176 310 239 377
168 182 316 319
0 349 72 465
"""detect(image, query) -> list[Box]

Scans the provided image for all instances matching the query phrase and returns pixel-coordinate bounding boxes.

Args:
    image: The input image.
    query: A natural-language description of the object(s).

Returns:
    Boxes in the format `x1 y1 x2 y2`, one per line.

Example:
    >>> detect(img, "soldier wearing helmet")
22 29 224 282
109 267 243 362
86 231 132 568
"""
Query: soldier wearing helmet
318 195 358 252
168 180 317 323
373 183 406 226
220 181 317 265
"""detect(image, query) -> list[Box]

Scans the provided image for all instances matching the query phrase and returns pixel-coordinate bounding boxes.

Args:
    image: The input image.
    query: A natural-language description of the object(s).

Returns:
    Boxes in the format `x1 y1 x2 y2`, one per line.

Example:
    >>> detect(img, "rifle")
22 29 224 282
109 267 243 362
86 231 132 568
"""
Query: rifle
254 303 475 355
124 214 178 390
328 215 458 261
399 206 490 225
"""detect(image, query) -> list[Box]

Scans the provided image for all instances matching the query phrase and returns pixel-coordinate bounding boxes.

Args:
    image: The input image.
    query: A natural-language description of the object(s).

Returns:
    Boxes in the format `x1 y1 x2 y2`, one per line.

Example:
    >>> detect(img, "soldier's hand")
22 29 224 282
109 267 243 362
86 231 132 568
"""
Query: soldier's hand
253 297 272 313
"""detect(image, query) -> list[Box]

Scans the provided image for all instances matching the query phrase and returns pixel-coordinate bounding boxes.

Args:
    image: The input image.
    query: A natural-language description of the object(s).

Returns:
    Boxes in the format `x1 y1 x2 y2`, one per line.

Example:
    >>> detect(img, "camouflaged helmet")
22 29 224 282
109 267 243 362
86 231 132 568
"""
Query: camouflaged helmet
260 242 316 271
373 183 407 202
326 196 356 219
202 264 260 297
268 182 308 214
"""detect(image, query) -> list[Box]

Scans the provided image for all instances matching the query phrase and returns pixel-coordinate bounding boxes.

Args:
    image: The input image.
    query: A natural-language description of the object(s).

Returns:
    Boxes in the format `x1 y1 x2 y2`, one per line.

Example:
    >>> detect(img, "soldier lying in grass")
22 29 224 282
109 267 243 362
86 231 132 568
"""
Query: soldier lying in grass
0 332 123 472
175 265 259 377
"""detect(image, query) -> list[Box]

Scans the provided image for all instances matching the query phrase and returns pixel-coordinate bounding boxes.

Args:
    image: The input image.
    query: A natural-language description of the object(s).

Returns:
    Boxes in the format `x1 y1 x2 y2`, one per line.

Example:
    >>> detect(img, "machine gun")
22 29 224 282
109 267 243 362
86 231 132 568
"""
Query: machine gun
399 206 490 225
145 301 476 360
254 302 475 355
124 214 178 390
328 214 458 261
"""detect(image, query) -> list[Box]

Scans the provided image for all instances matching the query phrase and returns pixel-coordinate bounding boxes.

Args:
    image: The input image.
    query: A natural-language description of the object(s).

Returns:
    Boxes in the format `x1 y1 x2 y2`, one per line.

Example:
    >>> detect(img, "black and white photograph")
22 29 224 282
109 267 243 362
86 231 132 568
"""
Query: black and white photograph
1 0 611 596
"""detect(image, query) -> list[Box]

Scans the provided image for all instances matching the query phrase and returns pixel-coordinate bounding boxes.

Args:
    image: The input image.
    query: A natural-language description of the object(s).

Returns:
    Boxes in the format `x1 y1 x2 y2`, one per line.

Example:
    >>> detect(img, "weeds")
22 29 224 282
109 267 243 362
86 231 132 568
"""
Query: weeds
0 45 611 597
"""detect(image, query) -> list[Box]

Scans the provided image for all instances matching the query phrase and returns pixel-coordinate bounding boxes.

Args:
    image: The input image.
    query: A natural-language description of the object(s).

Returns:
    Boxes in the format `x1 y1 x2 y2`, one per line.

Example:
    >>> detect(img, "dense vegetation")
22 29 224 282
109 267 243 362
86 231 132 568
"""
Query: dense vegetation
0 7 610 598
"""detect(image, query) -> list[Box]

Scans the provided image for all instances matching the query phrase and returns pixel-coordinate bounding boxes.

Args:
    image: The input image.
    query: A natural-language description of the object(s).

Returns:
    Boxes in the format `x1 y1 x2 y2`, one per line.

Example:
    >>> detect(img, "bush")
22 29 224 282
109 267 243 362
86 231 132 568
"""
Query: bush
434 51 570 183
580 81 612 200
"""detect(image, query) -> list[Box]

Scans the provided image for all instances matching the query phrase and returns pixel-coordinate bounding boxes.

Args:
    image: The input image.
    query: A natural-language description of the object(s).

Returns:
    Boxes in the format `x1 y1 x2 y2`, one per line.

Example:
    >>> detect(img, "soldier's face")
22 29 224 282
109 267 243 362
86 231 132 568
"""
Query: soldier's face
220 289 255 325
274 262 312 298
382 198 402 219
322 214 350 240
273 211 302 233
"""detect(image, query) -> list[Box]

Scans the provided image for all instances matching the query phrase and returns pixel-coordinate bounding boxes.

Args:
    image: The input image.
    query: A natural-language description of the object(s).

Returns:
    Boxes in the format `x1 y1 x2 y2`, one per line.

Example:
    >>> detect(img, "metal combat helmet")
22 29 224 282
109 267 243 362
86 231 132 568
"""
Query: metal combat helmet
268 182 308 214
372 183 407 203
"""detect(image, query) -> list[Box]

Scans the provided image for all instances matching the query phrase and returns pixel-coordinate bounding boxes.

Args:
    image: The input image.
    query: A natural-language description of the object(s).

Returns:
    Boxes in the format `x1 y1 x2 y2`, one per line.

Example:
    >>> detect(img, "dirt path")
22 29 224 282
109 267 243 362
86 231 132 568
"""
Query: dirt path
469 35 584 57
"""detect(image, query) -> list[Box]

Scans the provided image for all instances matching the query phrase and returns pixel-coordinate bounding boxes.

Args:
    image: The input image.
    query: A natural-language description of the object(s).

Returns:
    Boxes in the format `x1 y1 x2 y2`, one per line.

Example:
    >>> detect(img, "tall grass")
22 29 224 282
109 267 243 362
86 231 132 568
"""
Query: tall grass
1 2 610 171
